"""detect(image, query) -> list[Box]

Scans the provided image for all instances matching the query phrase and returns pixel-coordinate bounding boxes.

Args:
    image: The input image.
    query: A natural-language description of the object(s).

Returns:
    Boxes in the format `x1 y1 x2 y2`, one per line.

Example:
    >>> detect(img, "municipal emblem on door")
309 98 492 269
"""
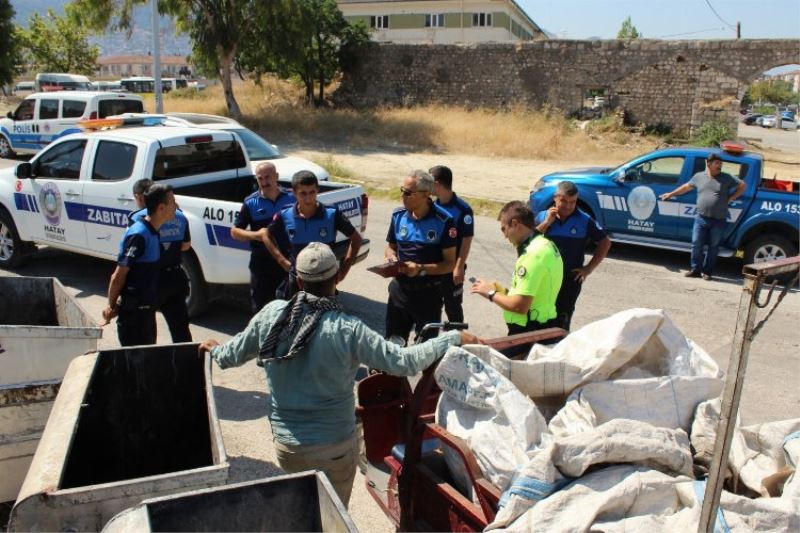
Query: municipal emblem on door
39 182 62 225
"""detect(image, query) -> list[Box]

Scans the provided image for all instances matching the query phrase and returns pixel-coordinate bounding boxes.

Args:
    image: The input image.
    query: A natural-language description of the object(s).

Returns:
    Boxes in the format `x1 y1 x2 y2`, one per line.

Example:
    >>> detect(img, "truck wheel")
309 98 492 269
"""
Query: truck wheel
0 209 31 268
181 251 209 318
0 135 15 159
744 234 798 284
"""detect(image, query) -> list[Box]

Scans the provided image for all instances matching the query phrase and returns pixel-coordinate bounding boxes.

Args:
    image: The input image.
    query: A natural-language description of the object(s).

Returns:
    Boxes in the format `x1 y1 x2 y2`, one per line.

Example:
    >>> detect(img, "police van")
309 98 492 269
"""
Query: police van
0 117 370 315
0 92 144 158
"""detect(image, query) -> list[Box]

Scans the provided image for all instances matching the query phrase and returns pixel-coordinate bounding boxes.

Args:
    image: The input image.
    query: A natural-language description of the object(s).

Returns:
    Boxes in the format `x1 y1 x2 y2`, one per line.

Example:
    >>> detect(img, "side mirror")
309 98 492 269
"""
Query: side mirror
6 111 12 119
16 162 32 179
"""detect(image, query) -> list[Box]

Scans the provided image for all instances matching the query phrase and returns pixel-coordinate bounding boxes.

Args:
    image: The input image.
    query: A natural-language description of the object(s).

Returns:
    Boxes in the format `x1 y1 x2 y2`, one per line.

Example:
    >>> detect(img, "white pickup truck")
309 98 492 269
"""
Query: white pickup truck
0 120 370 315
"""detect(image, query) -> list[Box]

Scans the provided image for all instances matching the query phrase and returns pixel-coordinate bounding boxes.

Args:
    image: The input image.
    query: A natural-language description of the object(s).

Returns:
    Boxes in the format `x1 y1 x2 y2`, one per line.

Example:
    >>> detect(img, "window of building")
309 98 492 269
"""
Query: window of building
370 15 389 29
425 14 445 27
38 99 59 120
472 12 492 27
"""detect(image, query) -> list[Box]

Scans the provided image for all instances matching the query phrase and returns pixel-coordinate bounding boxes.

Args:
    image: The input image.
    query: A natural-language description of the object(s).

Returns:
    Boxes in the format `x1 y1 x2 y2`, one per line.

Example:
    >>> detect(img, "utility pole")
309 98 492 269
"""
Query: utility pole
151 0 163 113
736 22 741 39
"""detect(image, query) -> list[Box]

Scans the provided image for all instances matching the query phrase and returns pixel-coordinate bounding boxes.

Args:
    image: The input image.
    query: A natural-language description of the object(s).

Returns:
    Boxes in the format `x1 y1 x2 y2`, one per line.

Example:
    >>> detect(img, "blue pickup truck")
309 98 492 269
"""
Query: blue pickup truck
529 145 799 267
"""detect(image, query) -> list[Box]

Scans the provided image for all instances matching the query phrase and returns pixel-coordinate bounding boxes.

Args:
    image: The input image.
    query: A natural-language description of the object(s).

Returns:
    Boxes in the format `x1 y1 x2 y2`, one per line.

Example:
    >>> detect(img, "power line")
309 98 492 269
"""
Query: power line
657 26 728 39
702 0 737 30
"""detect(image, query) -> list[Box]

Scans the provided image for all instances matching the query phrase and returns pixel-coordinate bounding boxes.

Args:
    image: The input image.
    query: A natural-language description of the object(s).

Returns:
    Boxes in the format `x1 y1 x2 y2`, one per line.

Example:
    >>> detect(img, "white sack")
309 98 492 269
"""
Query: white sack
783 432 800 499
462 309 721 401
496 466 692 533
691 398 800 497
488 420 694 530
595 479 800 532
732 419 800 497
435 345 549 496
548 376 723 437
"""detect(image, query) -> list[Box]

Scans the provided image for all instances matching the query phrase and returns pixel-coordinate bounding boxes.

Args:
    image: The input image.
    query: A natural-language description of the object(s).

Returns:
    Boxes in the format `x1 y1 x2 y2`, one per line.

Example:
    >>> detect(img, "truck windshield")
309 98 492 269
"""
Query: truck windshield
153 140 247 180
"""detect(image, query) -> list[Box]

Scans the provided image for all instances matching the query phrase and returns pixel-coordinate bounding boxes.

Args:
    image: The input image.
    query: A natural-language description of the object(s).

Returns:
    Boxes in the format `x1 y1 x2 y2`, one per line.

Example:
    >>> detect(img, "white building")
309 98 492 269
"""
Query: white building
338 0 547 44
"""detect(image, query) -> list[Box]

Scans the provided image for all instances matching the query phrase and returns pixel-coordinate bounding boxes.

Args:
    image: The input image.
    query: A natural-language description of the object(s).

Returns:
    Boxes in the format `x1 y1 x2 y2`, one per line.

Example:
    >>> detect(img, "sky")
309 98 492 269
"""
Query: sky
520 0 800 40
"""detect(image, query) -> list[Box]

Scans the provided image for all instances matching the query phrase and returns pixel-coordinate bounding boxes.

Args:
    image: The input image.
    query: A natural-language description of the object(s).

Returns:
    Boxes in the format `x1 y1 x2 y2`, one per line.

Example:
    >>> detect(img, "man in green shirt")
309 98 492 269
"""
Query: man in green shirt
471 201 563 355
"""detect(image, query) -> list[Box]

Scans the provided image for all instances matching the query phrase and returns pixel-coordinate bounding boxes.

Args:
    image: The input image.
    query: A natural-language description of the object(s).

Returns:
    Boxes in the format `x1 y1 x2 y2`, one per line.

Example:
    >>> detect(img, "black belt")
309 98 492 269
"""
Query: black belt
163 265 183 273
398 280 442 291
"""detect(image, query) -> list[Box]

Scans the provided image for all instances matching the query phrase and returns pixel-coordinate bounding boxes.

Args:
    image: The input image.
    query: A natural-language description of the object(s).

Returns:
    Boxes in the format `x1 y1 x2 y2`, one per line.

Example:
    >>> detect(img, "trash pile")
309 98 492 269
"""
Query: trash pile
434 308 800 531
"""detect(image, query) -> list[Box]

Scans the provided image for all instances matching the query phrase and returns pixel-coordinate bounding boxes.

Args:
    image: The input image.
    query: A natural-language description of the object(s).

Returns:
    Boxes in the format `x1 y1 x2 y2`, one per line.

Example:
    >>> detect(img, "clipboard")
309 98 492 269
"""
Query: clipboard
367 261 404 278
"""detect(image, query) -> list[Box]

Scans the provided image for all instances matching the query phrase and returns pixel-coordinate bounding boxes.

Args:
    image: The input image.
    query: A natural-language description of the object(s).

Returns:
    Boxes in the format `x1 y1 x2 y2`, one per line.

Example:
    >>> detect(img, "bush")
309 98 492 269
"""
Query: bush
691 120 735 147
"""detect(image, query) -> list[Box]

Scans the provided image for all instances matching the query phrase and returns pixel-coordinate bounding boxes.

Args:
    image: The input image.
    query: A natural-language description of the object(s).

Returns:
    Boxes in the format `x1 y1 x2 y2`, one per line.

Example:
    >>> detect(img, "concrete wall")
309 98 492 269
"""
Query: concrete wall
334 39 800 135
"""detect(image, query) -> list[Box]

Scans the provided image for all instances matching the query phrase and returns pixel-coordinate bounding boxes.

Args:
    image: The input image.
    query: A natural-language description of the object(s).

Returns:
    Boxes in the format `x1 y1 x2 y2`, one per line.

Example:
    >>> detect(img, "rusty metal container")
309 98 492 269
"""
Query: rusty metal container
8 344 228 532
0 276 102 503
103 471 358 532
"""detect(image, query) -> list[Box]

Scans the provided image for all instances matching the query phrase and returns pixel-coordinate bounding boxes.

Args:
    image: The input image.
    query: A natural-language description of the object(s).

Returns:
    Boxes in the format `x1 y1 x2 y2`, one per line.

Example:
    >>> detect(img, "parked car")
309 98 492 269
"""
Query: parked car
161 112 332 181
761 115 798 130
754 115 771 126
0 91 144 158
741 113 763 125
529 143 799 269
13 81 35 96
0 116 369 315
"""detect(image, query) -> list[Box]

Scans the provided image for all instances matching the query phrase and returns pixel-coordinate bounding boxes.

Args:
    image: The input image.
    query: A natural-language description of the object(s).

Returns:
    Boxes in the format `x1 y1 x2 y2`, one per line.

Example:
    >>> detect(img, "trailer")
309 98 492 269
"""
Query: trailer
358 328 566 531
8 343 228 532
103 471 357 532
0 276 102 503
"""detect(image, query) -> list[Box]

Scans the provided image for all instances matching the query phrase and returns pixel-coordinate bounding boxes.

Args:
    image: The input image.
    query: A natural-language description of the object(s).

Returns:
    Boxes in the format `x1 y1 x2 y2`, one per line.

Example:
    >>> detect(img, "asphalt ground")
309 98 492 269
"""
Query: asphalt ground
1 160 798 531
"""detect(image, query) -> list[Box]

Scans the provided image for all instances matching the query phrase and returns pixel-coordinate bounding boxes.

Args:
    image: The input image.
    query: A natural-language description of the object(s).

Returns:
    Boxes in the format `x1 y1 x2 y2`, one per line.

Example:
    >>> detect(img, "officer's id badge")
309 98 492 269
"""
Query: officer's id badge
517 266 527 277
288 229 295 239
570 227 577 235
399 226 408 238
448 227 457 239
426 229 437 241
319 228 328 238
464 215 473 225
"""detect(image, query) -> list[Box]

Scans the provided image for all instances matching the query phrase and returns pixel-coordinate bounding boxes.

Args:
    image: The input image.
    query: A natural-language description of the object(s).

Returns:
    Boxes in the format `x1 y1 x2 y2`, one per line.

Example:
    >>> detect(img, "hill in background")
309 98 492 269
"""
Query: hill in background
11 0 191 57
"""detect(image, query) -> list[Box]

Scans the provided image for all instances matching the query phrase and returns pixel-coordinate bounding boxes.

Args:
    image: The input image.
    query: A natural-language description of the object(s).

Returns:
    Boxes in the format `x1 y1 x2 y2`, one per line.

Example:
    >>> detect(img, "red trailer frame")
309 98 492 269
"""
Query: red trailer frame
358 328 566 531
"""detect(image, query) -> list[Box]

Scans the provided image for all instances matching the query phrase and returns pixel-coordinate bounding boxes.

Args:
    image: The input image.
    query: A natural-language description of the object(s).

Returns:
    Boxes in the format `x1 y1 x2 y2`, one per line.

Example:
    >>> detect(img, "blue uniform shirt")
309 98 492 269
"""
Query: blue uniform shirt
535 208 607 272
130 208 191 268
235 190 296 255
117 219 161 305
435 193 474 257
269 202 355 267
387 202 457 282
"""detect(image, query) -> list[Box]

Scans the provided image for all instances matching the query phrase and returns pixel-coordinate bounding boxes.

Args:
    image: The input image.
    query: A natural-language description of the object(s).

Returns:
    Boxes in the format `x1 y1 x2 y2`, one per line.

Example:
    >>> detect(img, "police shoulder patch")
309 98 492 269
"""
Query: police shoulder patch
517 266 527 277
463 214 473 225
448 227 457 239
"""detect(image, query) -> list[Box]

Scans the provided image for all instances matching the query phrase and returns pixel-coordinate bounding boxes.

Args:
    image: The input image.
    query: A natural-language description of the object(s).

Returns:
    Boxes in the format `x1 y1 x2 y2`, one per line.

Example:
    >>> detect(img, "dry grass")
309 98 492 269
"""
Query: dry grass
146 78 659 164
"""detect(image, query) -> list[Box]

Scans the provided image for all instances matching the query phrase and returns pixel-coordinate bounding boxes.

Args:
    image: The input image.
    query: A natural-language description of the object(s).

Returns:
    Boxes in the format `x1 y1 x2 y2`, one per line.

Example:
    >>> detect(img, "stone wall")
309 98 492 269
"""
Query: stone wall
334 39 800 136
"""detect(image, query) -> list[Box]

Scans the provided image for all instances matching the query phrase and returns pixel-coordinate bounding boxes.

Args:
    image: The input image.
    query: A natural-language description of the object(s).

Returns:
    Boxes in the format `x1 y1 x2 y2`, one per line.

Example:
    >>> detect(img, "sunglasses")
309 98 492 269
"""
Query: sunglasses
400 187 421 197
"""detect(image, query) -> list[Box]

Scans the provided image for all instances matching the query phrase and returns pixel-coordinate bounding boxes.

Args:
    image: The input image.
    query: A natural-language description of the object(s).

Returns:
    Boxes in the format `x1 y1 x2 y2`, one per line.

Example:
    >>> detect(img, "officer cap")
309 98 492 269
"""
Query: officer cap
296 242 339 282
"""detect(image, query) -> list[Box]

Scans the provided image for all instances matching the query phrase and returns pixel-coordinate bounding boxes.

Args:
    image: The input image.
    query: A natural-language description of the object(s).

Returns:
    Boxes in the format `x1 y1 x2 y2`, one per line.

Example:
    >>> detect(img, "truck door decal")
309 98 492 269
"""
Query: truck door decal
204 223 249 251
13 192 40 213
64 202 131 227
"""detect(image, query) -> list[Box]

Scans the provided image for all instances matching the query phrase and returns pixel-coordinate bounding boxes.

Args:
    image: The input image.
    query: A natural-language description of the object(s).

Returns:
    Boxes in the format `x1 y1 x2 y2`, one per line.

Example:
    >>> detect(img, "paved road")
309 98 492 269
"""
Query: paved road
2 157 799 529
738 122 800 154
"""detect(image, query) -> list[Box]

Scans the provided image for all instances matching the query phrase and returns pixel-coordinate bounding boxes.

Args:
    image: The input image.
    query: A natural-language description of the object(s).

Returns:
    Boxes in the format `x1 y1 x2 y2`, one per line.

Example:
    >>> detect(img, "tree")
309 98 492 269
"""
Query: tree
72 0 251 119
239 0 369 105
745 79 797 106
617 16 641 39
16 5 99 74
0 0 20 90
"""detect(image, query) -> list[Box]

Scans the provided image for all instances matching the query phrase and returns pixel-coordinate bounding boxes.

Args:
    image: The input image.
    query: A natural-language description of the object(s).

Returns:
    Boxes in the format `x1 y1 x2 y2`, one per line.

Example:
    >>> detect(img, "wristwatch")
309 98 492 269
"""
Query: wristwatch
487 289 497 302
